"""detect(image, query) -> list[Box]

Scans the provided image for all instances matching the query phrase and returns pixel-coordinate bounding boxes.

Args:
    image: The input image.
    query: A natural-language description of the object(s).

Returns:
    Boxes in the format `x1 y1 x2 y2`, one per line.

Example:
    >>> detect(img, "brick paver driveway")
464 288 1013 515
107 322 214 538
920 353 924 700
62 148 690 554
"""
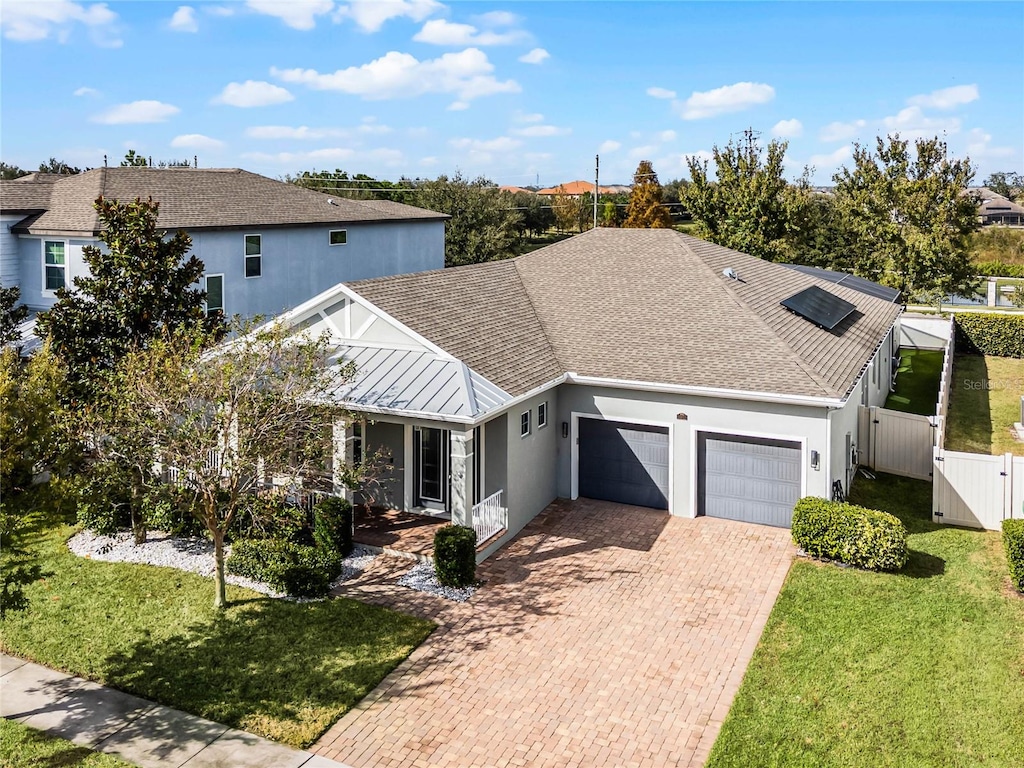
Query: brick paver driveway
315 499 794 768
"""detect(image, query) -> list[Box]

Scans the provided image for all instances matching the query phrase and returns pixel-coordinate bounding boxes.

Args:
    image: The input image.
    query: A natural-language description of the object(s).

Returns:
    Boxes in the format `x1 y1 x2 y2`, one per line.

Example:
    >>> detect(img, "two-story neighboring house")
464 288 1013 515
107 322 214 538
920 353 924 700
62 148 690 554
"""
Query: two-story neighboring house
0 167 447 319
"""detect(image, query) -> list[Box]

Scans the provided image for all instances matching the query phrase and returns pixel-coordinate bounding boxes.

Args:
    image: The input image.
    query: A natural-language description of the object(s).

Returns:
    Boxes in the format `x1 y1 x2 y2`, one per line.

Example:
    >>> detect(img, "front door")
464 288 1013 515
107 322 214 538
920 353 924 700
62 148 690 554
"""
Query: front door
416 427 448 510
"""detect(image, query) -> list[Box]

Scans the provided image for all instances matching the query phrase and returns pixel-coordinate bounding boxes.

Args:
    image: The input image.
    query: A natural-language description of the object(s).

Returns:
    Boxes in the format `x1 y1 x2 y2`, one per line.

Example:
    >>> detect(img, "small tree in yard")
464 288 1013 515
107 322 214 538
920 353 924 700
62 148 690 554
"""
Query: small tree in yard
109 320 356 609
623 161 673 228
0 285 29 348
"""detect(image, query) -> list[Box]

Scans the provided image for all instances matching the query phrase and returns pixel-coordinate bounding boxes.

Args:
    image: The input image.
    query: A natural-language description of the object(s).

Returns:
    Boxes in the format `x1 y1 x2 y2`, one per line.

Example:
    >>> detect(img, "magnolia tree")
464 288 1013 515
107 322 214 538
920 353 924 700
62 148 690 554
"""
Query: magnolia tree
110 320 356 609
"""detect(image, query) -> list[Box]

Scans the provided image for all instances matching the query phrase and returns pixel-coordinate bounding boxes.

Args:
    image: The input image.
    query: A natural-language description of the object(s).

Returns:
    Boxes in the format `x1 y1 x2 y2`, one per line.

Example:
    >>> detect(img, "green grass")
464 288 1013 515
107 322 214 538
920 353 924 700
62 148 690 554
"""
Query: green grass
0 518 434 749
0 720 136 767
945 354 1024 456
708 473 1024 768
884 348 944 415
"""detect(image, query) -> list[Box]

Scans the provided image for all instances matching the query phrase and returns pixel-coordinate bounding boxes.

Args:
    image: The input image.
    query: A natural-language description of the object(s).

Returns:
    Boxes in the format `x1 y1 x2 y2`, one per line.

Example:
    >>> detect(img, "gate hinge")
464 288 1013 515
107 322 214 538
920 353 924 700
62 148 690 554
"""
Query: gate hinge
935 456 944 462
1000 471 1009 476
934 511 943 517
872 419 880 424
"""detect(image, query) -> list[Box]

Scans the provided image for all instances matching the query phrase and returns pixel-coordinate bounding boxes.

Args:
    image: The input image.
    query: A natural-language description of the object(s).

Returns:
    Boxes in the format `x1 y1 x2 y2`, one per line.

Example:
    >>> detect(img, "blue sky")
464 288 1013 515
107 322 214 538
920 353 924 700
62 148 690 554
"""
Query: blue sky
1 1 1021 187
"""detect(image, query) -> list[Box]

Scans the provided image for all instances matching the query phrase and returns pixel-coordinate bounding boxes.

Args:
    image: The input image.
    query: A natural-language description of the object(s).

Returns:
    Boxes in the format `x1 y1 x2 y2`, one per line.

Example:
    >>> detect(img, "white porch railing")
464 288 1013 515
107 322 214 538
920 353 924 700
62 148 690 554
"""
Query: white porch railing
472 489 506 545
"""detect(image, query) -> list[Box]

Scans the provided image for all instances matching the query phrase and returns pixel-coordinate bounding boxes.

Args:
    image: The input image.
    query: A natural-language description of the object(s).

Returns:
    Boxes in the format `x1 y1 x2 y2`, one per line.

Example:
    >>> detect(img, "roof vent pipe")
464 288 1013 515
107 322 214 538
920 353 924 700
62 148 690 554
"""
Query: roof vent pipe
722 267 739 280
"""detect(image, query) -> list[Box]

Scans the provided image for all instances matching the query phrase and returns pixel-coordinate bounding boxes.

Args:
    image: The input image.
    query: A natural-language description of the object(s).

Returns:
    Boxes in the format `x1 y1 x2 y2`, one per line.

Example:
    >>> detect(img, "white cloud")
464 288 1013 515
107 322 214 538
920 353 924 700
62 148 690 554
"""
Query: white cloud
965 128 1016 159
1 0 121 45
246 0 333 31
628 144 659 161
334 0 443 33
414 19 527 46
659 130 677 142
171 133 224 150
419 156 438 166
511 124 570 138
245 125 348 140
677 82 775 120
73 86 100 97
908 84 979 110
654 150 714 177
513 111 544 124
92 100 180 125
474 10 519 26
518 47 549 64
207 5 235 16
169 6 198 32
272 48 520 102
447 101 469 111
450 137 522 153
213 80 294 108
598 140 621 153
808 145 852 171
647 86 676 100
881 106 960 139
820 119 867 142
772 118 803 138
243 146 404 166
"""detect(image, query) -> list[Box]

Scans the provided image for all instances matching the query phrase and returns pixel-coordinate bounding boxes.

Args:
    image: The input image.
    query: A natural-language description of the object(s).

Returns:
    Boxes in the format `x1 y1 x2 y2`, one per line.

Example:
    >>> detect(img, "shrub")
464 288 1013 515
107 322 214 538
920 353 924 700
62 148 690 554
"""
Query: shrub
141 485 204 538
227 538 342 598
792 497 908 572
1004 519 1024 593
434 525 477 587
229 493 308 543
954 314 1024 358
974 260 1024 278
75 468 132 535
313 496 353 556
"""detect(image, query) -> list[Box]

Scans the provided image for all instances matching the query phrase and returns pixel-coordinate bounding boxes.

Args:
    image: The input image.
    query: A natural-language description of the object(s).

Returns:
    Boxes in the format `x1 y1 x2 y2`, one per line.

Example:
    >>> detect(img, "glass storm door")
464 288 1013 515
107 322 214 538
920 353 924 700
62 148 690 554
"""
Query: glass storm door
418 427 447 508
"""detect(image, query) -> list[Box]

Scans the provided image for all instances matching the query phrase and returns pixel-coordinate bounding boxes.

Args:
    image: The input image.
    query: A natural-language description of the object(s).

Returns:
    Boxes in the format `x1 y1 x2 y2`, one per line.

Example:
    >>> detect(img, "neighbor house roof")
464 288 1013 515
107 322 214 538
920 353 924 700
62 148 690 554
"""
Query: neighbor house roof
536 180 617 196
0 167 447 235
350 229 902 402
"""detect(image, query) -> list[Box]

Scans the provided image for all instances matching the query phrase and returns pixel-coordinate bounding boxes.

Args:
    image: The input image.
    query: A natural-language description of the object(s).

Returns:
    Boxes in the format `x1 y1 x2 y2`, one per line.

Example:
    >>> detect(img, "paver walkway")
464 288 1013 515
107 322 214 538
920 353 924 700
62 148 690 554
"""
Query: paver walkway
314 498 794 768
0 654 350 768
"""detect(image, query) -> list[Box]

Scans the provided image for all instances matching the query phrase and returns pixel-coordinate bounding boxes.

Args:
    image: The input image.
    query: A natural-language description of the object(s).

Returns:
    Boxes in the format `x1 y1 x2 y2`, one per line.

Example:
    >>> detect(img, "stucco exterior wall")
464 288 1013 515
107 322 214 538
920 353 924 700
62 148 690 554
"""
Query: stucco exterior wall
361 420 406 509
502 391 560 539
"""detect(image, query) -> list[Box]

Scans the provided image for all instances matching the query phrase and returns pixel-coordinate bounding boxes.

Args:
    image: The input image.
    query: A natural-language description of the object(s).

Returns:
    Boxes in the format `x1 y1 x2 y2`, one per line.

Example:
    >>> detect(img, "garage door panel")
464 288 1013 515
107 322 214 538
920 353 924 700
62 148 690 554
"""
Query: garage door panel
578 419 669 510
700 433 801 527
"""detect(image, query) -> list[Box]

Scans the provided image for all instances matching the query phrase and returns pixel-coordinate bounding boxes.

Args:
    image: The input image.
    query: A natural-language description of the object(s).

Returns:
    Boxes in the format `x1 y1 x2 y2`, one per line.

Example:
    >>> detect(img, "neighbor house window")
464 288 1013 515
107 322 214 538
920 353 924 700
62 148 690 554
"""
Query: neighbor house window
520 410 531 438
244 234 262 278
205 274 224 316
44 241 66 291
329 229 347 246
538 401 548 428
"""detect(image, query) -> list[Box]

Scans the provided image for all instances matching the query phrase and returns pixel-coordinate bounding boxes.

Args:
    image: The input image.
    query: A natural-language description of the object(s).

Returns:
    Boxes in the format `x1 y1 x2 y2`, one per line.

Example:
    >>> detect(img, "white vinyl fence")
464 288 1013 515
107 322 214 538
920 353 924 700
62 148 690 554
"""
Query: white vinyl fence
861 406 936 481
933 449 1024 529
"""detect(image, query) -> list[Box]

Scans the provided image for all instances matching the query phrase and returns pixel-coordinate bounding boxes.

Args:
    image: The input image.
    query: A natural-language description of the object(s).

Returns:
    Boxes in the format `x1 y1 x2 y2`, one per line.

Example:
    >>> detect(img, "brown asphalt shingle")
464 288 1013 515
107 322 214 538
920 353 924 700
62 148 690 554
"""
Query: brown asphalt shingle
1 167 445 234
350 229 901 401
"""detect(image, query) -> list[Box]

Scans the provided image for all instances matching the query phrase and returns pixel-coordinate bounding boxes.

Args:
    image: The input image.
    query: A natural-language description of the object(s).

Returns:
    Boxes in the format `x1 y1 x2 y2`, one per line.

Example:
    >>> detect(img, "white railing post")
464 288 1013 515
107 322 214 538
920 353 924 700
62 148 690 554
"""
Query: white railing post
471 489 506 545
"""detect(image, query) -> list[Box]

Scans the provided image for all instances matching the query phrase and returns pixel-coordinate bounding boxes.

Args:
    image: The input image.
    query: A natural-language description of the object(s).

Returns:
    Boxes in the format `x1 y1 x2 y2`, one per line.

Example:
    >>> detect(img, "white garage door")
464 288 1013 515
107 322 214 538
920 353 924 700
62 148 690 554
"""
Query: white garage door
699 432 802 527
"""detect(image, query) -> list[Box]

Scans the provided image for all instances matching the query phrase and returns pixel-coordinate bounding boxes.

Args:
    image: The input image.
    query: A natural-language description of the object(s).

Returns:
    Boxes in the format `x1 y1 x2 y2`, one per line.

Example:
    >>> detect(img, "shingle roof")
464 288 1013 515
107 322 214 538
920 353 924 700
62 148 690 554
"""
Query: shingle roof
1 167 446 234
349 229 902 401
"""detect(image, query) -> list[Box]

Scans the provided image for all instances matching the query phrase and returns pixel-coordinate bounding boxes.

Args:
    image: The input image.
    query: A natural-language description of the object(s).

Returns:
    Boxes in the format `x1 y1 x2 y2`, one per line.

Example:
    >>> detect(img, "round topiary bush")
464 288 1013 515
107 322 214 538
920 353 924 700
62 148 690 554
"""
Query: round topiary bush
792 496 908 572
434 525 477 587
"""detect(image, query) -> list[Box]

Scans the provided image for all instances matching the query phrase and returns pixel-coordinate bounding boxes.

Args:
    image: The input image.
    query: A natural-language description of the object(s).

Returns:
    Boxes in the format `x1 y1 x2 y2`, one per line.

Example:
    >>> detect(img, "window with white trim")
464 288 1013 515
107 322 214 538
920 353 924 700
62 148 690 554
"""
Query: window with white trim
205 274 224 316
44 240 67 291
520 410 531 438
244 234 262 278
538 401 548 428
329 229 347 246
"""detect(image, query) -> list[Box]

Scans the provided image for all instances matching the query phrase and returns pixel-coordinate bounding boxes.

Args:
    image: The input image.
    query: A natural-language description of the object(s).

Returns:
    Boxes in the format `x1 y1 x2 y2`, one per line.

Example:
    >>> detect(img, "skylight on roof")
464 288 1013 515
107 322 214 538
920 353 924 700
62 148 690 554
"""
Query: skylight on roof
780 286 856 330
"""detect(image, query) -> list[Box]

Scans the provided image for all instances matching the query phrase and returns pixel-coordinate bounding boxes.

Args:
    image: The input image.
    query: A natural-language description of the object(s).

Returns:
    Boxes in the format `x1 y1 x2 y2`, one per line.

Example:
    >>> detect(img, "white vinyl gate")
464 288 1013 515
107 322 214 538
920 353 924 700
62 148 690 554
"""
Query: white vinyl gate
861 406 936 481
932 449 1024 529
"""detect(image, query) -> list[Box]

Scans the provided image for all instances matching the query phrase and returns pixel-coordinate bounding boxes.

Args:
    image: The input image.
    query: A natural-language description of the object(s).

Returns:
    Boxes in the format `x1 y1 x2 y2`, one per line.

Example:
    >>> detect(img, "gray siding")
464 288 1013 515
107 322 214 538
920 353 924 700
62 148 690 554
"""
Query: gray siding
0 215 22 288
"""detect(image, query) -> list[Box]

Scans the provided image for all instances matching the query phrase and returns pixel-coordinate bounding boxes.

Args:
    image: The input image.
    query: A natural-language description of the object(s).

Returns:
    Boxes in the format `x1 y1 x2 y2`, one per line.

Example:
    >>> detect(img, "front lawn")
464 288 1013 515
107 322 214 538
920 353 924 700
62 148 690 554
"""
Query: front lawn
884 348 943 416
945 354 1024 456
0 517 434 749
708 473 1024 768
0 720 136 768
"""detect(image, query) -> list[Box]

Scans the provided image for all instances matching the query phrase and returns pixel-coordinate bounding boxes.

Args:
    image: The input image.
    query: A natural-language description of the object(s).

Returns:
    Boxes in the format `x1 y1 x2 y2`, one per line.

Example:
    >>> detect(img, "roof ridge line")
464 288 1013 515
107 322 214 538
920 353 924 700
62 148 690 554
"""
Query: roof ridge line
674 232 839 397
511 252 568 375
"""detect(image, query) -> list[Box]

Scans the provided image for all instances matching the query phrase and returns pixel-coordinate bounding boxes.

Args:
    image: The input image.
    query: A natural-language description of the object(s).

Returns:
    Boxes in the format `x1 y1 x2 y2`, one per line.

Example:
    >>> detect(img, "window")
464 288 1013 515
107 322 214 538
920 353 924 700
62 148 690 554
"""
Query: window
44 241 66 291
520 410 531 438
538 401 548 428
244 234 262 278
205 274 224 316
329 229 347 246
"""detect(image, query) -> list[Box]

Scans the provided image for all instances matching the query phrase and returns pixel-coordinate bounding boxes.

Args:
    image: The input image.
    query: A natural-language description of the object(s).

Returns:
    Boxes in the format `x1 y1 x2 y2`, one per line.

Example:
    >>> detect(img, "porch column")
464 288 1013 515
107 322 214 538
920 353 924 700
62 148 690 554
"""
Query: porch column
449 428 475 529
332 418 355 503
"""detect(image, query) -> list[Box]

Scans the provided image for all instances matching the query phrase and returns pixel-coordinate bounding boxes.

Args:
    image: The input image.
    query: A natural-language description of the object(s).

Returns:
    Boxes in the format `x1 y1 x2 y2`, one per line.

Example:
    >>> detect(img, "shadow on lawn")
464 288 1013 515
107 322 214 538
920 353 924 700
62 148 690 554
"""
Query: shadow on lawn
902 549 946 578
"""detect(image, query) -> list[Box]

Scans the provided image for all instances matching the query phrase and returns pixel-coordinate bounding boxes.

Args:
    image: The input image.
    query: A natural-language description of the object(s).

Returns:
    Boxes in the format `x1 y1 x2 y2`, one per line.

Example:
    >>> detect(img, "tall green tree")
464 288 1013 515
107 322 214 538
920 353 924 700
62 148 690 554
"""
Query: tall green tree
288 169 418 204
682 131 791 259
38 158 81 175
832 135 979 298
0 285 29 347
413 173 523 266
0 162 29 180
120 149 149 167
623 160 673 228
983 171 1023 201
37 197 219 402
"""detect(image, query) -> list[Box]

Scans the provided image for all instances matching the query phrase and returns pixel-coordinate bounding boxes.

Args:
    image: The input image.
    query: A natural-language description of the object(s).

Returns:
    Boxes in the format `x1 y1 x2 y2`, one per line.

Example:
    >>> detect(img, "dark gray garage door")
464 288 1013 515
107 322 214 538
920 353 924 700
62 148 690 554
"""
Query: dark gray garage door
698 432 802 527
578 419 669 509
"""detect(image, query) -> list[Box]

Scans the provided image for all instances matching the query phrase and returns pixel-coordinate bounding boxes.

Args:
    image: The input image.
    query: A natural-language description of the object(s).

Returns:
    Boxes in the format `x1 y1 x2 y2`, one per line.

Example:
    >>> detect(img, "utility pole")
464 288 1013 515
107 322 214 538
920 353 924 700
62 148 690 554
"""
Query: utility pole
594 154 599 229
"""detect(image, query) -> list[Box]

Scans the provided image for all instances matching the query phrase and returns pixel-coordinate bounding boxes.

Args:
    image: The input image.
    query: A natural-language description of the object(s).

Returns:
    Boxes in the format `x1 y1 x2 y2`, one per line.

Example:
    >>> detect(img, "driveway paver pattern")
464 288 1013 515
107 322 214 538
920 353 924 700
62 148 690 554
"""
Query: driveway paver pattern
314 498 794 768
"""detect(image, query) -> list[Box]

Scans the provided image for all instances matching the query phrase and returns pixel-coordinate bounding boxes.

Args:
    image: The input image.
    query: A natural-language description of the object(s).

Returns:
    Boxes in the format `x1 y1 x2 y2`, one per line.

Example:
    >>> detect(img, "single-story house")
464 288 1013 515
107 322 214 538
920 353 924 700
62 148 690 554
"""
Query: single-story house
972 186 1024 227
280 229 903 558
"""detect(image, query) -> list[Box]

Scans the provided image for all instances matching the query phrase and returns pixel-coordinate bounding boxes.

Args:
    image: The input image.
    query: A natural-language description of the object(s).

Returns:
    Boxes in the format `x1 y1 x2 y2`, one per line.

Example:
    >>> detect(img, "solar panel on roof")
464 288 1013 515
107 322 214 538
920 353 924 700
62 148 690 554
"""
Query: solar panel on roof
780 285 857 330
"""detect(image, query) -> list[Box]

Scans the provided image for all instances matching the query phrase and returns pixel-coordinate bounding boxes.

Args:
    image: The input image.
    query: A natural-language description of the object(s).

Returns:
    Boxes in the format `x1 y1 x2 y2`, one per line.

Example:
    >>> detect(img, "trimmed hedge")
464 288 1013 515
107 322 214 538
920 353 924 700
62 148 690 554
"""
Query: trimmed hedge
313 496 354 556
974 260 1024 278
954 314 1024 358
1004 519 1024 593
792 497 908 572
434 525 477 587
227 539 342 598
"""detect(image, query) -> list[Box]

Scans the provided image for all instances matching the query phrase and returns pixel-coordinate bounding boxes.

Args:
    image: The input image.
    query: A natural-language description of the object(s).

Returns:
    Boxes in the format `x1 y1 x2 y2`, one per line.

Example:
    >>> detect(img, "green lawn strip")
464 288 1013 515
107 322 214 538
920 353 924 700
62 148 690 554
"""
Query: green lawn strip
884 348 944 415
707 473 1024 768
945 354 1024 456
0 719 136 768
0 523 434 748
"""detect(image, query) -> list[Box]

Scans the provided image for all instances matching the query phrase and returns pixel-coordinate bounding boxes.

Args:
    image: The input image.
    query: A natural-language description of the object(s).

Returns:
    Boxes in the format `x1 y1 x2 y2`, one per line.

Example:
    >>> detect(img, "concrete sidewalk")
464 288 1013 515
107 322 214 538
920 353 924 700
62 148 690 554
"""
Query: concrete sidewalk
1 653 351 768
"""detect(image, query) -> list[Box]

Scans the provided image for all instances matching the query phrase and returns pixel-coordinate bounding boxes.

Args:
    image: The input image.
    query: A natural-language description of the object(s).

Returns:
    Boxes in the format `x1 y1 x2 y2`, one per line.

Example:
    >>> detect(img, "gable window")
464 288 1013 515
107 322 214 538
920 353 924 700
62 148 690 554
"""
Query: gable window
244 234 262 278
205 274 224 316
538 401 548 428
44 241 66 291
520 410 531 438
329 229 347 246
